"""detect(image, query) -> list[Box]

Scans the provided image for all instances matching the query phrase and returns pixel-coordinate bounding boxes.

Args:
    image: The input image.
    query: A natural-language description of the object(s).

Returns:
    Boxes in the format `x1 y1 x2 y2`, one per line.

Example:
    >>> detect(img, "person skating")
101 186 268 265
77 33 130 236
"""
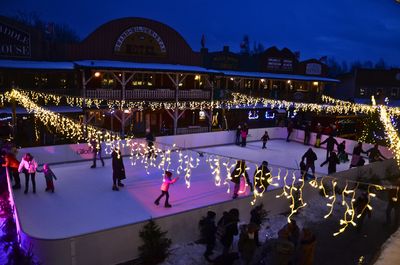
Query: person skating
230 160 252 199
241 124 249 147
111 147 126 191
337 140 349 163
286 120 293 142
18 153 38 194
235 125 241 145
350 142 367 168
199 211 217 261
146 129 156 159
325 151 340 174
253 161 271 194
301 148 318 179
320 134 338 163
90 137 104 168
260 131 270 149
314 123 323 147
366 144 387 163
1 150 21 189
37 163 57 193
154 171 179 208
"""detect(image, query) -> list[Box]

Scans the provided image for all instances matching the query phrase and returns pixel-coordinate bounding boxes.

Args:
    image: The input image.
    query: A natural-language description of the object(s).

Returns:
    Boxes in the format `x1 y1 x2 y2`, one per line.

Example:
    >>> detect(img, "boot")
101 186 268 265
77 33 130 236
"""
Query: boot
165 203 172 208
118 181 124 187
91 164 96 168
112 185 119 191
154 200 160 206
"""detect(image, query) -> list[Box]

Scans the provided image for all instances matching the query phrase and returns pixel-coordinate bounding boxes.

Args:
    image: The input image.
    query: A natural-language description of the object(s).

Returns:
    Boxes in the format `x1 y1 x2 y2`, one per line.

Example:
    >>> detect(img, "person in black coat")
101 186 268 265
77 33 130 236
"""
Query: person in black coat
253 161 271 194
235 125 241 145
326 151 340 174
337 140 349 163
146 130 156 159
350 142 367 168
220 208 239 254
261 131 270 149
111 148 126 191
231 160 252 199
366 144 387 163
303 122 311 145
199 211 217 261
320 134 338 163
301 148 318 178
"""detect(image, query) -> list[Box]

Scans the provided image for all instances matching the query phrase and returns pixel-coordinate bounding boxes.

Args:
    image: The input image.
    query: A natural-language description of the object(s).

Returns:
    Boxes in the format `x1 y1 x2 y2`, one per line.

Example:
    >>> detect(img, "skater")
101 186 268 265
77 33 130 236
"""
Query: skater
154 171 179 208
235 125 241 145
366 144 387 163
301 148 318 179
325 151 340 174
1 150 21 189
320 134 338 163
314 123 323 147
111 147 126 191
349 142 367 168
286 120 293 142
230 160 252 199
199 211 217 261
146 129 156 159
253 161 271 194
18 153 38 194
261 131 270 149
37 163 57 193
303 122 311 145
337 140 349 163
241 124 249 147
90 136 104 168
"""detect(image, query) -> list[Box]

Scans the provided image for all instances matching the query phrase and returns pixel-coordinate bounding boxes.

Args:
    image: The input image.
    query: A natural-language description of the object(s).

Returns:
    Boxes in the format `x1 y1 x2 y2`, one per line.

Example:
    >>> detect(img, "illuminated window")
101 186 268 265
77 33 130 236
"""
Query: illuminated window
359 87 367 96
60 78 67 89
391 87 399 97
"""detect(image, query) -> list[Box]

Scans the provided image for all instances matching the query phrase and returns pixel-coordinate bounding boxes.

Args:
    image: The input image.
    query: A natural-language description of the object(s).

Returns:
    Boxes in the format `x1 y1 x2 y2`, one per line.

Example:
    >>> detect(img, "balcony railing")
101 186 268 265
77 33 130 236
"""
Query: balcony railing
85 89 211 100
177 126 209 135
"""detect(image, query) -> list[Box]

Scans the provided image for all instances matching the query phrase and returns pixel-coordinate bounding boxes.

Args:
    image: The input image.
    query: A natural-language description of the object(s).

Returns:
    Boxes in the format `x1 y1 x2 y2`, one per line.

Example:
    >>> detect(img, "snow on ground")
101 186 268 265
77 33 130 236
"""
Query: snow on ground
13 140 362 239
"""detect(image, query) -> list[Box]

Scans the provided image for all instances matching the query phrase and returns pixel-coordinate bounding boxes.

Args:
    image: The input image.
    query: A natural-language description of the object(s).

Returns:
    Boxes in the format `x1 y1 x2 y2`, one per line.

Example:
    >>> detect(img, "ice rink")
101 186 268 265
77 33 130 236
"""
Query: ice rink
13 139 360 239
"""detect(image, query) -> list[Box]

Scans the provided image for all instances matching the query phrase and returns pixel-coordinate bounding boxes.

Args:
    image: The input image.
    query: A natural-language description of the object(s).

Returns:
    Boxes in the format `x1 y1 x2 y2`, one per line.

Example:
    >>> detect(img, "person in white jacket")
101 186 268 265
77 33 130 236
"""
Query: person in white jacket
18 153 38 194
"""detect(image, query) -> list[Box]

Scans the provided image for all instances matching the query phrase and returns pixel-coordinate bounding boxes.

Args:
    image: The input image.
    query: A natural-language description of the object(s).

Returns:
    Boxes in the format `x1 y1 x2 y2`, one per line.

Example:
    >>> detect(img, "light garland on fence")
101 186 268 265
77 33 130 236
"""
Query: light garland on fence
377 105 400 166
333 182 358 236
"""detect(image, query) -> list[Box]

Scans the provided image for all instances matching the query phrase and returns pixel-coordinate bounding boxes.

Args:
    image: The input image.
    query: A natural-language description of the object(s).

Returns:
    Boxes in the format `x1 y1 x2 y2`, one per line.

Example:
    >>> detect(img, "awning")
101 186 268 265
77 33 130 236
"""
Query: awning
0 60 74 70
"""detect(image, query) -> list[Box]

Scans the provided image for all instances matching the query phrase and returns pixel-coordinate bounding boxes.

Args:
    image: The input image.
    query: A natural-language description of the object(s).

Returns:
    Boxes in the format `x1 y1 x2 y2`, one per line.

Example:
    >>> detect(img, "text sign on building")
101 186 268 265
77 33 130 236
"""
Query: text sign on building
0 22 31 58
267 58 293 71
306 63 322 75
114 26 166 56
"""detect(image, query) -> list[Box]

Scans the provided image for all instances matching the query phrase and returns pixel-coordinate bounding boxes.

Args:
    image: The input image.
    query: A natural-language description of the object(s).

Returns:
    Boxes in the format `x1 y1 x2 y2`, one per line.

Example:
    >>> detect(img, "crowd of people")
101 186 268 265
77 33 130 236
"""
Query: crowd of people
197 206 317 265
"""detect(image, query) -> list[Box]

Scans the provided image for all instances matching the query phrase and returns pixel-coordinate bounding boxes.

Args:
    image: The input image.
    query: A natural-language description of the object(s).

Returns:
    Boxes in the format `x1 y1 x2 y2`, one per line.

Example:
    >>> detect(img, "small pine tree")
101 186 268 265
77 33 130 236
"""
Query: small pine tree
138 219 171 265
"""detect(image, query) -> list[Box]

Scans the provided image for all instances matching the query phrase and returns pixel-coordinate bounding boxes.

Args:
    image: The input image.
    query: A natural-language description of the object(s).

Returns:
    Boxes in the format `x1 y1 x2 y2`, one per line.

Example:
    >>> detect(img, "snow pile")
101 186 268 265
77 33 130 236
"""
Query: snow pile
373 227 400 265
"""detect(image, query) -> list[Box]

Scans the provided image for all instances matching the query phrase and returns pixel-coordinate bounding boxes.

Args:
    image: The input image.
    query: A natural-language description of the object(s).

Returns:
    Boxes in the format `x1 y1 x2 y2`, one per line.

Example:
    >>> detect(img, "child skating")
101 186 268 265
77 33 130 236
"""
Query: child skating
154 171 179 208
37 164 57 193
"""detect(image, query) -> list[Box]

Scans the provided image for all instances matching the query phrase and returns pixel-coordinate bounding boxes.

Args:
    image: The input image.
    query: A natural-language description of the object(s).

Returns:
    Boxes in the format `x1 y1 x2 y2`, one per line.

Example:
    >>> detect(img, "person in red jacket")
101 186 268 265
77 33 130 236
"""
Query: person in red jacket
154 171 179 208
1 151 21 189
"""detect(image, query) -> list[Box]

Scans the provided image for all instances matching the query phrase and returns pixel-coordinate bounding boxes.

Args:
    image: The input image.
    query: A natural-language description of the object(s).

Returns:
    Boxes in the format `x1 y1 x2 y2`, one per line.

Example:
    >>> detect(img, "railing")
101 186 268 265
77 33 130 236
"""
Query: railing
86 89 121 99
176 126 209 135
86 89 211 100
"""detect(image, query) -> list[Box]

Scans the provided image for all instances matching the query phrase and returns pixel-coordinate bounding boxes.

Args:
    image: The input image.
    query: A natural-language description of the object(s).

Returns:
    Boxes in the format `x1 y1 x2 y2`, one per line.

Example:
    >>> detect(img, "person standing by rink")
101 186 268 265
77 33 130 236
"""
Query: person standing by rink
260 131 270 149
303 122 311 145
90 136 104 168
315 123 323 147
1 150 21 189
241 123 249 147
230 160 253 199
301 148 318 179
18 153 38 194
37 164 57 193
236 125 242 145
111 147 126 191
286 120 293 142
154 171 179 208
337 140 349 163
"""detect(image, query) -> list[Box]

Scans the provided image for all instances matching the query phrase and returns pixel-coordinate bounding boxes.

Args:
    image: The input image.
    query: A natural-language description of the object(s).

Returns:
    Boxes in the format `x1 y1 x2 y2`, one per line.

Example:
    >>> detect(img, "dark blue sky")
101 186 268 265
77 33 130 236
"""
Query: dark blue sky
2 0 400 66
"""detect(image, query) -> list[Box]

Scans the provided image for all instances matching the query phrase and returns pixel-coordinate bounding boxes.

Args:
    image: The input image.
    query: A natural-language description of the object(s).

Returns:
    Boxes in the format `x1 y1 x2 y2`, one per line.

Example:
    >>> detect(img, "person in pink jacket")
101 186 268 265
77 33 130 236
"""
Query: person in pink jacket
18 153 38 194
154 171 179 208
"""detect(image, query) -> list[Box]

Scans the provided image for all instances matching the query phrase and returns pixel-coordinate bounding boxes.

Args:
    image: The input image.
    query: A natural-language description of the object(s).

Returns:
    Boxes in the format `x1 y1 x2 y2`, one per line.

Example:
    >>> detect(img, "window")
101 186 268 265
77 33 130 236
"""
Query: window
131 73 153 87
60 78 67 89
359 87 367 96
391 87 399 98
101 73 114 89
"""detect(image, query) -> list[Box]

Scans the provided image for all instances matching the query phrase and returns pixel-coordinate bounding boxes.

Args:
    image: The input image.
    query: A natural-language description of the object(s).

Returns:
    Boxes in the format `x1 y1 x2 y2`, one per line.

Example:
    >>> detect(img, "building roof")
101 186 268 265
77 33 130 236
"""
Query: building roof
0 60 74 70
220 70 340 83
74 60 220 74
0 106 82 115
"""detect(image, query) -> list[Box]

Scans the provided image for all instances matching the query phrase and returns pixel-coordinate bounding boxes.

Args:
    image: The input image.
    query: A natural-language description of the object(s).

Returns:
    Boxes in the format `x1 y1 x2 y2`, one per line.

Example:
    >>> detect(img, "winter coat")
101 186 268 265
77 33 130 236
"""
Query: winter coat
160 175 178 191
261 133 270 142
298 235 316 265
2 154 19 173
253 165 270 192
37 168 57 181
366 147 385 161
231 161 248 184
238 231 257 262
273 238 295 265
112 150 126 180
18 158 38 174
250 208 264 226
146 132 155 146
302 150 317 166
328 154 340 173
241 130 248 139
352 145 366 156
320 136 338 151
220 220 239 248
199 217 217 244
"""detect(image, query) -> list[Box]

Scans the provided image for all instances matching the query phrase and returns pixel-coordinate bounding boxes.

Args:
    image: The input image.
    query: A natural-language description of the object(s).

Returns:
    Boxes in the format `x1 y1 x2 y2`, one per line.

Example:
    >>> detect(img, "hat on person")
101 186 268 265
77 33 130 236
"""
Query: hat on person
165 171 172 177
262 161 268 167
207 211 216 218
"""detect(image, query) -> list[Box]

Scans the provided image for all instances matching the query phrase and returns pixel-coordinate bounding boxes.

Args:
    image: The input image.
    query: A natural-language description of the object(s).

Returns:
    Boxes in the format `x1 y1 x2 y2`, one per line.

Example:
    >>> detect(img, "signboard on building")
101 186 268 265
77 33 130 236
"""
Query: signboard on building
267 58 293 71
0 21 31 58
306 63 322 75
114 26 166 56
